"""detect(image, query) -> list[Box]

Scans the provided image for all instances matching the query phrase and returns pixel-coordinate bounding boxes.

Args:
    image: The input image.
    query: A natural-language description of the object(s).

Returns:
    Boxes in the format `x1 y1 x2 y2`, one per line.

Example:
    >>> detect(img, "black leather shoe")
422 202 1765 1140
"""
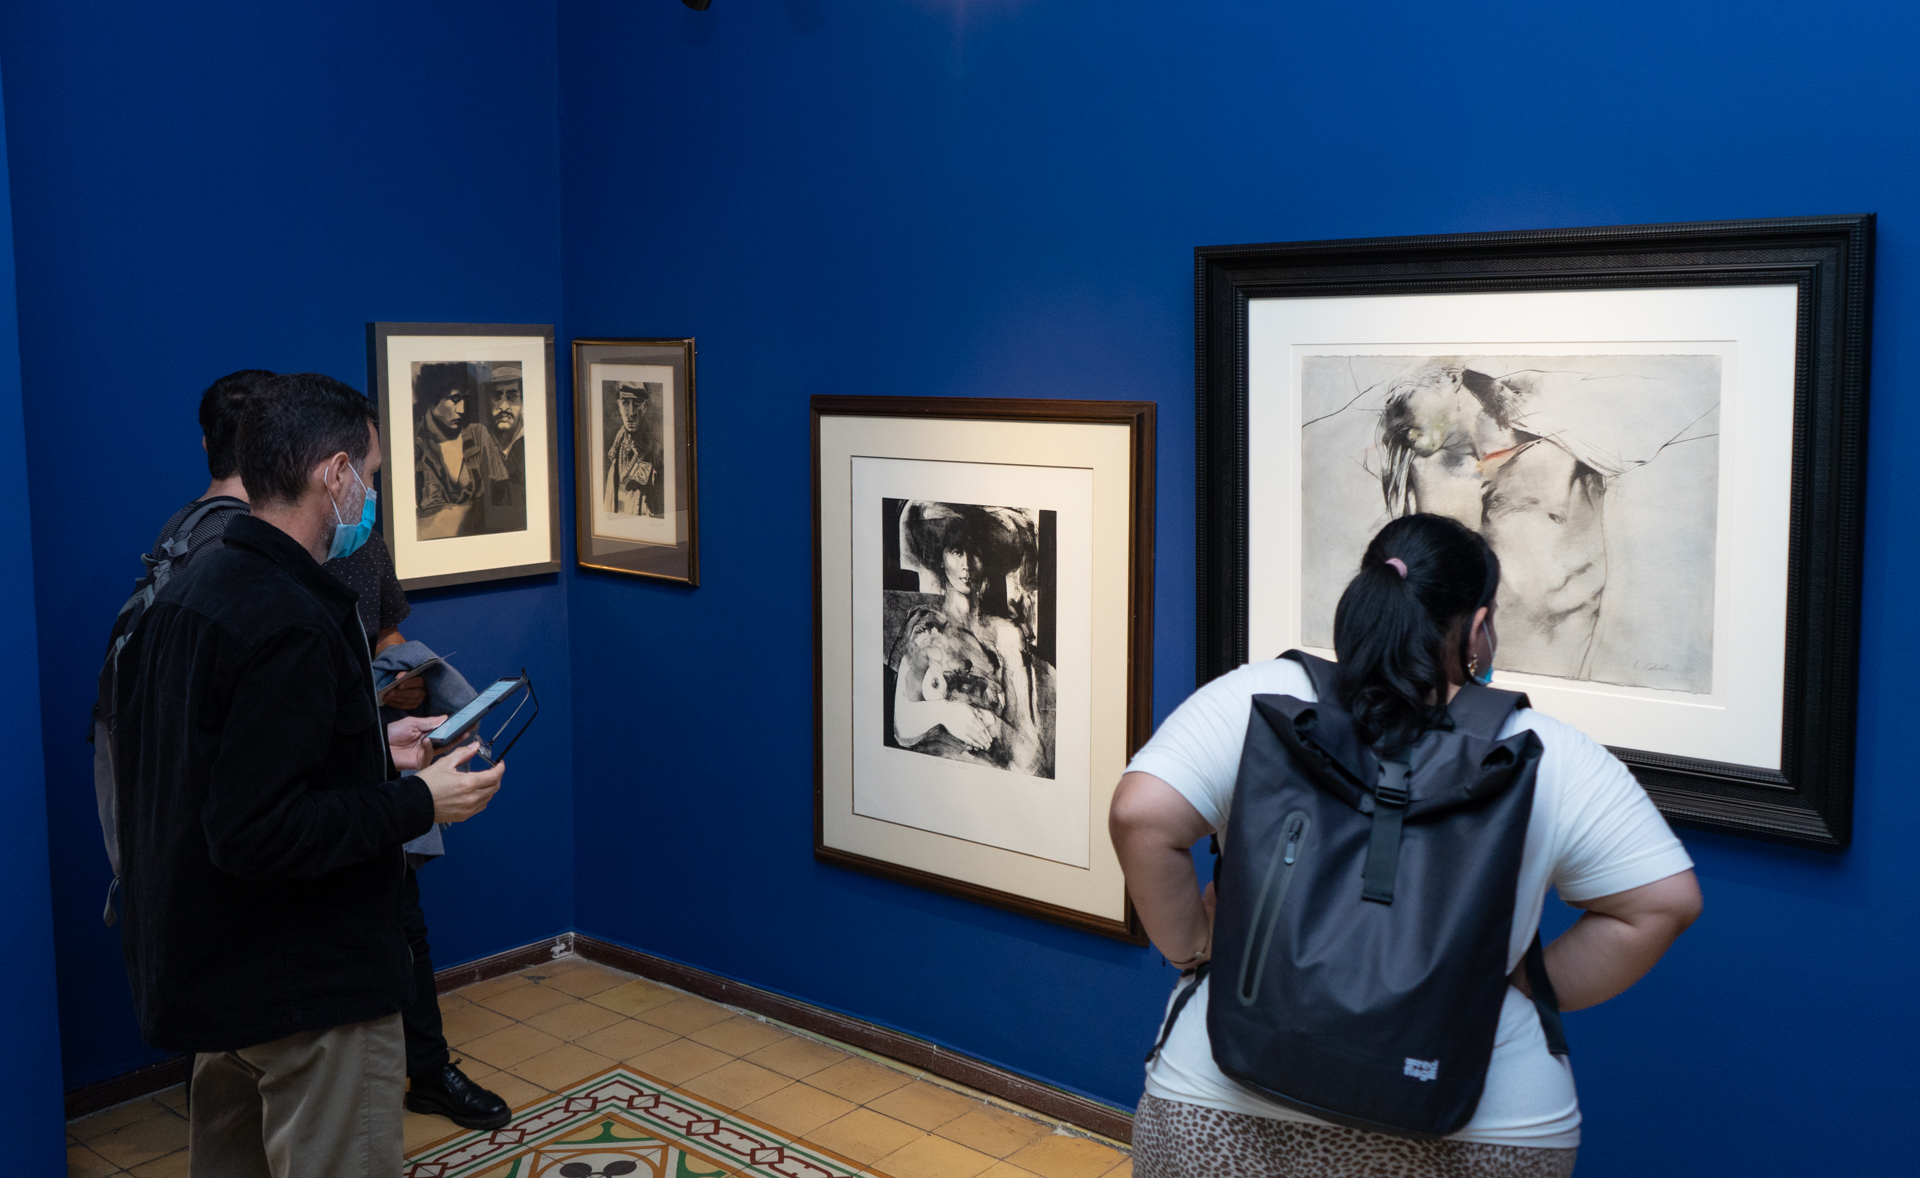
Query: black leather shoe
405 1063 511 1130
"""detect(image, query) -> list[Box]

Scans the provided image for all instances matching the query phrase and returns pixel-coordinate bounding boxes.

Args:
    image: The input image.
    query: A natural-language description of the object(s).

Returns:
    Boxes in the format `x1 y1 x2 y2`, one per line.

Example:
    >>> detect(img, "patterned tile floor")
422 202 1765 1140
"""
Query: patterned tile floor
66 955 1133 1178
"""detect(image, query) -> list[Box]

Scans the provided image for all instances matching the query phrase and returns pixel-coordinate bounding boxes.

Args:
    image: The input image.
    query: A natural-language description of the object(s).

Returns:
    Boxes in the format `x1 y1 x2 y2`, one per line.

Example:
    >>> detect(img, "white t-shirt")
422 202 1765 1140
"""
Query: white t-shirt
1127 658 1694 1150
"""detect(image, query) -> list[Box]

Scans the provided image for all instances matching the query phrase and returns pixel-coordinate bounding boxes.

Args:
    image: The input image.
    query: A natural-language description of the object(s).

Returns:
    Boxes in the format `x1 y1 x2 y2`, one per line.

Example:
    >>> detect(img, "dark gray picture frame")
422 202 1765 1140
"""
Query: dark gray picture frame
366 322 562 590
1195 216 1874 850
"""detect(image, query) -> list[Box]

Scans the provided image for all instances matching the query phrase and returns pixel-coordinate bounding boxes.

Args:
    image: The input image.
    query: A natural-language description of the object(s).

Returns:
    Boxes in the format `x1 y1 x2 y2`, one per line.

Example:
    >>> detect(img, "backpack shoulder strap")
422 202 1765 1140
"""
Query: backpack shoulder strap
1278 649 1341 703
159 496 247 560
1443 680 1531 741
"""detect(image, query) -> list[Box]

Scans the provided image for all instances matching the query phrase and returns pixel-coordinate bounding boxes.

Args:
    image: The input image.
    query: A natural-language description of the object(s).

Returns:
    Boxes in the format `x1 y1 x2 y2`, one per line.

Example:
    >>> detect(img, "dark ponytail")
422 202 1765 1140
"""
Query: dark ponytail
1333 513 1500 752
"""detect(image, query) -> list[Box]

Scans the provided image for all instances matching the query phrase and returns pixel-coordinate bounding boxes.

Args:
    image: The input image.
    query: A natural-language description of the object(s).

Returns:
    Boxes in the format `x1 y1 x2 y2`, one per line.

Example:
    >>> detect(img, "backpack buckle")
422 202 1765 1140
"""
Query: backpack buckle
1375 761 1411 807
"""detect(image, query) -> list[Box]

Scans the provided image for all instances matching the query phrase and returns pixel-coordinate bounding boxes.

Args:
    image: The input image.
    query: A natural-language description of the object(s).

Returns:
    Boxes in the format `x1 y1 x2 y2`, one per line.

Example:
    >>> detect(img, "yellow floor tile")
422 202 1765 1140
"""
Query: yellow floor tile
935 1106 1053 1158
634 995 735 1035
1100 1162 1131 1178
738 1083 858 1137
461 1022 568 1070
745 1035 852 1079
518 1042 619 1089
128 1150 192 1177
539 962 630 998
455 972 535 1002
1004 1134 1128 1178
688 1014 792 1057
803 1108 927 1165
153 1084 187 1111
677 1059 794 1108
873 1133 998 1178
585 978 683 1017
806 1057 917 1104
509 1042 619 1091
86 1108 189 1169
71 1096 173 1140
442 1003 516 1046
479 981 578 1020
525 997 627 1041
575 1017 680 1063
626 1038 732 1084
66 1144 118 1178
972 1165 1039 1178
867 1081 979 1131
404 1109 462 1152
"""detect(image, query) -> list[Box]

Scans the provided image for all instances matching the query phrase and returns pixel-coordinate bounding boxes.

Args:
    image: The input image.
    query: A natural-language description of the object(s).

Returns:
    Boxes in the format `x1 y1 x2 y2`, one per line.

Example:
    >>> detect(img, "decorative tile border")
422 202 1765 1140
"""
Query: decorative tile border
406 1067 875 1178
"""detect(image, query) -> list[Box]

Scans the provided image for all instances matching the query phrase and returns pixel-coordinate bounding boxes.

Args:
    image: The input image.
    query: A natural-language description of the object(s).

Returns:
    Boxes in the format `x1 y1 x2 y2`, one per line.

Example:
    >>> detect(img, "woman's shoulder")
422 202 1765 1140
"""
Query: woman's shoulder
1186 656 1319 712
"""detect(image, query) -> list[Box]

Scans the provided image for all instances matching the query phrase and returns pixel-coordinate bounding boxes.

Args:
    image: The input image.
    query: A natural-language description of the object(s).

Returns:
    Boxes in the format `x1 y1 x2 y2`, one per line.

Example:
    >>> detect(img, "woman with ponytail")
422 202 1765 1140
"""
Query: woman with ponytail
1111 513 1702 1177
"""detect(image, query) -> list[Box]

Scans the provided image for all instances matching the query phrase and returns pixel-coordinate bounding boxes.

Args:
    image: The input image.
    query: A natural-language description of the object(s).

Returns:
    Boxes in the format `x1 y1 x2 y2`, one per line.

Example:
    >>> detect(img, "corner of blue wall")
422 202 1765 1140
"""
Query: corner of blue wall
0 57 73 1174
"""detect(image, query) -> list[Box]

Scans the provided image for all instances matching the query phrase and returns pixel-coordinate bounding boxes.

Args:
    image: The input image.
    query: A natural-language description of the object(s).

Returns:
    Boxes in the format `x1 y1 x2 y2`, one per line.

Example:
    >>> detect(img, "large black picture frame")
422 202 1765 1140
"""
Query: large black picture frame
1196 216 1873 849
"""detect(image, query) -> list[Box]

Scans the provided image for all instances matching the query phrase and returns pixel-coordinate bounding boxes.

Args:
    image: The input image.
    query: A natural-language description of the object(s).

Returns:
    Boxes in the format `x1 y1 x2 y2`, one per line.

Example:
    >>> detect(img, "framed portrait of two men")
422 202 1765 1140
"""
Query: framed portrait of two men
367 322 562 590
814 396 1155 940
572 338 699 585
1194 215 1874 849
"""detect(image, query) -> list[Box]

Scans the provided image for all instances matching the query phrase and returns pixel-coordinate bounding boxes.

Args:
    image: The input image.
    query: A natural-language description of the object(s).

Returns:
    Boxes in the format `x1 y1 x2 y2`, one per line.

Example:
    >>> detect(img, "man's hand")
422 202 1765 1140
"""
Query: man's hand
384 675 429 712
417 742 505 823
387 715 448 771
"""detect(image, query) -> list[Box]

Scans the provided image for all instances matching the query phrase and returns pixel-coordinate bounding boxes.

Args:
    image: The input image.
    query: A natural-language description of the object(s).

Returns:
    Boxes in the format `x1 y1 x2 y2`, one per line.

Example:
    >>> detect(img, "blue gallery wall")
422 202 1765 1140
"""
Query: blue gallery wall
0 60 72 1174
559 3 1919 1175
0 2 575 1088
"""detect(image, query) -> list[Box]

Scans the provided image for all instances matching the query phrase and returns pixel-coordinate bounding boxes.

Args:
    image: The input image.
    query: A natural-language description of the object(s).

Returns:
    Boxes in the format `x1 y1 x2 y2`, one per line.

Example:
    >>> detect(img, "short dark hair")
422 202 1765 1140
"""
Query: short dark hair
236 373 378 507
198 369 277 479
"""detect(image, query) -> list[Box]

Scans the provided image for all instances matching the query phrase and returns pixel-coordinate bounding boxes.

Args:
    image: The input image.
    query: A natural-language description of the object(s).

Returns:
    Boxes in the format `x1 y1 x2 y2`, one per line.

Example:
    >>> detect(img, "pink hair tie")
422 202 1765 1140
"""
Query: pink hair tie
1384 557 1409 579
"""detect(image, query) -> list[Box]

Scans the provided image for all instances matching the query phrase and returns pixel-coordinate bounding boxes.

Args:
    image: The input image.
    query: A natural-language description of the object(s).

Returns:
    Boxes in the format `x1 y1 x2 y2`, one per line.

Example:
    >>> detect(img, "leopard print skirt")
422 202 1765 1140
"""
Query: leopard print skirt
1132 1094 1578 1178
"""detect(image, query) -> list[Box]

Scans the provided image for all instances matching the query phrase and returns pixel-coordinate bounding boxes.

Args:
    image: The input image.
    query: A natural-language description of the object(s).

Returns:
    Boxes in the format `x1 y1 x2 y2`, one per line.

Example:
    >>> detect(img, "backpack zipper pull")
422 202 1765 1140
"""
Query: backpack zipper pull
1283 819 1303 866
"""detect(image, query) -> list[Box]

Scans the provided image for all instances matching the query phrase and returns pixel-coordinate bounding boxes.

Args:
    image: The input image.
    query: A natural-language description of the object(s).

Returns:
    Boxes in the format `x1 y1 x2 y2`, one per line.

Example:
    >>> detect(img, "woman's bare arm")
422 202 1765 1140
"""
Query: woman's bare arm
1512 869 1703 1012
1110 771 1215 966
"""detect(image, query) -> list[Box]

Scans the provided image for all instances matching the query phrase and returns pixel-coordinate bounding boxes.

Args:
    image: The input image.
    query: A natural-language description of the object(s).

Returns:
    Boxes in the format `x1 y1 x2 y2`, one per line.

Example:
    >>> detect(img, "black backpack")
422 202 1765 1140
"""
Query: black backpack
1151 650 1568 1139
88 497 247 925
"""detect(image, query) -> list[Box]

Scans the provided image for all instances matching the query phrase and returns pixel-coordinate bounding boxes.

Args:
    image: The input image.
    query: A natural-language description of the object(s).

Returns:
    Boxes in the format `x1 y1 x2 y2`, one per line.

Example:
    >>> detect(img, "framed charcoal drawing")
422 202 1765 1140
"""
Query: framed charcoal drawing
367 322 561 590
814 397 1155 939
1196 215 1873 849
573 338 699 585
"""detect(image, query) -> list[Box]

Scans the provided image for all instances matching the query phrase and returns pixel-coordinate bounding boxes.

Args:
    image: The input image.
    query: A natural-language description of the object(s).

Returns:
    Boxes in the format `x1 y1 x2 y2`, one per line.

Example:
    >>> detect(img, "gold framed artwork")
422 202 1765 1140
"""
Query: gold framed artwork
813 396 1155 941
366 322 561 590
572 338 699 585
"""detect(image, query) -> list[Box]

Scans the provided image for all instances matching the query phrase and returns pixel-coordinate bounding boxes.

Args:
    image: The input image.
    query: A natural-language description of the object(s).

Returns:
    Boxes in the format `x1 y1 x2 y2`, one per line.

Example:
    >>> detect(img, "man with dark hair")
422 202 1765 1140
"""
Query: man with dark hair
144 370 276 566
136 368 509 1132
474 362 527 533
113 372 507 1176
602 381 660 517
415 362 506 539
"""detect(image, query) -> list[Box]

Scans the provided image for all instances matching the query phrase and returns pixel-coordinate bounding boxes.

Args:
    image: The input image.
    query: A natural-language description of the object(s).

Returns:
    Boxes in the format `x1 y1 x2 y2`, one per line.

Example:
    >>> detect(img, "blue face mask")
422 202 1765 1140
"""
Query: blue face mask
328 463 377 561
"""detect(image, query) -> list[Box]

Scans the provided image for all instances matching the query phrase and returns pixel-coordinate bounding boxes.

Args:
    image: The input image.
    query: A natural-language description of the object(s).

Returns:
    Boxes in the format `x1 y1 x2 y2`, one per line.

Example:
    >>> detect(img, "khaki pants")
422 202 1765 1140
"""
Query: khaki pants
189 1014 405 1178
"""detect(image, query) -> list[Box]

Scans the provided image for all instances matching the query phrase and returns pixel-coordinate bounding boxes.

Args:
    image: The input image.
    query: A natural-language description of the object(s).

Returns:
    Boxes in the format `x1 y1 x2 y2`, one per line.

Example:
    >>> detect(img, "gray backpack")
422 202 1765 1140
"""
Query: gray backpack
89 497 247 924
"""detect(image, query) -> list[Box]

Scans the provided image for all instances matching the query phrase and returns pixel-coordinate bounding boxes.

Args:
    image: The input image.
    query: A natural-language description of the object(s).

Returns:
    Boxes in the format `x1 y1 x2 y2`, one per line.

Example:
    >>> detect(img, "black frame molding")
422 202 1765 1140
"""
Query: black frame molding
1195 215 1874 849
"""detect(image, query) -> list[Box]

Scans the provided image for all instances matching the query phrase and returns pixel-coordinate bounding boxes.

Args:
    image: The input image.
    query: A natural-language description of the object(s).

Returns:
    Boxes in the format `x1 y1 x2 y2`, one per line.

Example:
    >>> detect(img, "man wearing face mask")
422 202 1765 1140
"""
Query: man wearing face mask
111 373 508 1176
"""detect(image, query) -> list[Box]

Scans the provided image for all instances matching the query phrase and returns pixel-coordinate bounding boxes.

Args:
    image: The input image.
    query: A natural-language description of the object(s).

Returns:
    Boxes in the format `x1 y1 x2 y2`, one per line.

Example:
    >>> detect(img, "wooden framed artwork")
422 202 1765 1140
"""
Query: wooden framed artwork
1195 215 1874 849
573 338 699 585
366 322 561 590
813 396 1155 940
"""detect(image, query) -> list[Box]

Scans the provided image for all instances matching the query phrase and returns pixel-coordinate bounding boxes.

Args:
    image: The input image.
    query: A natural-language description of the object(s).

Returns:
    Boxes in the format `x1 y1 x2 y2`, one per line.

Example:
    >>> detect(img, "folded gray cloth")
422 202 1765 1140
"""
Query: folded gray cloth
371 640 480 864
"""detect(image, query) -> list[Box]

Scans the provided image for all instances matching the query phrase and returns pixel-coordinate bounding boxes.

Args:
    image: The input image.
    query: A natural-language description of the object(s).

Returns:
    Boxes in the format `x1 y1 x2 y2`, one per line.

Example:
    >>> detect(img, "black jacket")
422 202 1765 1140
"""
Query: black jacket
113 514 435 1052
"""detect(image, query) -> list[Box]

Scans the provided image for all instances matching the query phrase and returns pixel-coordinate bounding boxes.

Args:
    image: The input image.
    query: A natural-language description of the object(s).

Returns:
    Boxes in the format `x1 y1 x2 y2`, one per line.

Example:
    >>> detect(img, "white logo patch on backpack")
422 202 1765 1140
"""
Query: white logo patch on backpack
1403 1058 1439 1082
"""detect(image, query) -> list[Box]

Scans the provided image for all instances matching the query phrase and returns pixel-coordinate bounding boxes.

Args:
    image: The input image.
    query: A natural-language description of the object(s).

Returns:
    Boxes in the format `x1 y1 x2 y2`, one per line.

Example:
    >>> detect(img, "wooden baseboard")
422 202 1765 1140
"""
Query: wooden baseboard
67 930 1136 1145
572 935 1135 1144
64 1055 192 1121
65 933 575 1121
434 932 575 993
